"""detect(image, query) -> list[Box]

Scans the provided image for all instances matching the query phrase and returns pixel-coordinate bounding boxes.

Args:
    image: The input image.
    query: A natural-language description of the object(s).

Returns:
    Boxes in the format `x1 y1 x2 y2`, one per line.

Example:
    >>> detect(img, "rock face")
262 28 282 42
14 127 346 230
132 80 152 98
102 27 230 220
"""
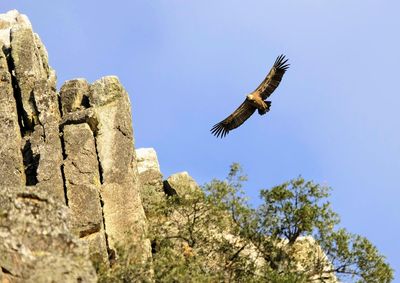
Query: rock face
0 9 337 283
164 171 200 197
0 187 97 283
62 122 108 265
136 148 164 216
60 76 151 265
137 149 338 283
136 148 161 175
0 10 63 196
0 9 151 278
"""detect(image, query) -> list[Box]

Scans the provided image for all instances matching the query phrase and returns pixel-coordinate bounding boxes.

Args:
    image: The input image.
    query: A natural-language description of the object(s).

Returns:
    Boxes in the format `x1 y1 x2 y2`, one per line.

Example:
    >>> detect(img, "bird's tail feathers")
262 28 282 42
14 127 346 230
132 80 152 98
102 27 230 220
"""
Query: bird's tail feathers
258 101 271 115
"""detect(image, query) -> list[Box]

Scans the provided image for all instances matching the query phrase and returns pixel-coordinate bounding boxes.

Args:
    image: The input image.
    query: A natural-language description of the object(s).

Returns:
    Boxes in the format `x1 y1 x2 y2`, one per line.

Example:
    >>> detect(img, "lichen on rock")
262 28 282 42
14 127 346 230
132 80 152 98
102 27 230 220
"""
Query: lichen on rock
0 187 97 283
0 9 151 280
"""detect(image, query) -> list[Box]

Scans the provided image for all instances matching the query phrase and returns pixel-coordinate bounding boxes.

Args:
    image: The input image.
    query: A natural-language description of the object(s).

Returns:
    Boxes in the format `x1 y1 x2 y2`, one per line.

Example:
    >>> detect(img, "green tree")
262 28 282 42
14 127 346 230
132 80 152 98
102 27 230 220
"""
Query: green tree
148 168 261 282
256 176 393 282
99 164 393 283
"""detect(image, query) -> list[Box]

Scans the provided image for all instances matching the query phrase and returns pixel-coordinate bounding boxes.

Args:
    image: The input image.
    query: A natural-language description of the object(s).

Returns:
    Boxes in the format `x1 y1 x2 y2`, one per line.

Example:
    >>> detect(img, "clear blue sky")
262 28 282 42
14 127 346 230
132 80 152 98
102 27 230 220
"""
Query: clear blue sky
2 1 399 279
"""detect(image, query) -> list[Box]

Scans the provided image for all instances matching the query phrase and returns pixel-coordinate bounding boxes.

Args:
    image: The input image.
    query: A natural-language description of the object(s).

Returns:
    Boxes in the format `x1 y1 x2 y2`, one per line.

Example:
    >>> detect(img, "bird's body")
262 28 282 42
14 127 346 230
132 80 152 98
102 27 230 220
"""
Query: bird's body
246 93 271 115
211 55 289 138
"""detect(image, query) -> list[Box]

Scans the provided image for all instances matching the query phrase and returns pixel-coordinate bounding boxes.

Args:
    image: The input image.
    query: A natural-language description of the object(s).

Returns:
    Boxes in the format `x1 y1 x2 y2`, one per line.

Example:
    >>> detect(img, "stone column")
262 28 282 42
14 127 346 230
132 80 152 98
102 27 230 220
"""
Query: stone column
63 123 108 266
136 148 164 218
90 76 151 262
0 44 24 187
60 76 152 265
0 10 64 200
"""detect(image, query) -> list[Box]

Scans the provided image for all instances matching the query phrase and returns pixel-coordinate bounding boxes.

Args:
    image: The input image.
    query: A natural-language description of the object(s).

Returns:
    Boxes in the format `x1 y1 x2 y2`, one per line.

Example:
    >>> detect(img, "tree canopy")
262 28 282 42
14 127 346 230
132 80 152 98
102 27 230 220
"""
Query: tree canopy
99 163 393 283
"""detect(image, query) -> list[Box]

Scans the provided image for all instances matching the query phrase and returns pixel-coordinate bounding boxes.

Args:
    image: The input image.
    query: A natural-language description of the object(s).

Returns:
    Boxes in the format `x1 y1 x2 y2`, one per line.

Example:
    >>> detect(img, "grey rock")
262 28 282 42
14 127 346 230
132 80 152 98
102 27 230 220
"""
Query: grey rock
60 76 152 264
0 9 151 279
136 148 164 218
0 187 97 283
136 148 161 175
0 44 24 187
165 171 200 197
63 123 108 265
0 10 32 49
89 76 151 262
0 10 64 200
60 78 90 115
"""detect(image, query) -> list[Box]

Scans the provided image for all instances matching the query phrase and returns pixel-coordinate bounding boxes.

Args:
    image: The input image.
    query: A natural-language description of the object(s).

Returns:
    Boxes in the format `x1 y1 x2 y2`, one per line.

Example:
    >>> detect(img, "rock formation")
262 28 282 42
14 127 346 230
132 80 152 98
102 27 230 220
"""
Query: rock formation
136 148 164 218
60 76 151 265
0 10 150 280
0 10 338 282
0 10 63 195
0 187 97 283
136 148 338 283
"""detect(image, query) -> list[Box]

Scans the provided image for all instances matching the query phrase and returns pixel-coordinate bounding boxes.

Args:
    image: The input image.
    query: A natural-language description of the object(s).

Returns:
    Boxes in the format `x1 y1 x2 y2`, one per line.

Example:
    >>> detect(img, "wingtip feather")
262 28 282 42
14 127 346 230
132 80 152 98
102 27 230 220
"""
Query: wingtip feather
274 54 289 71
210 122 229 138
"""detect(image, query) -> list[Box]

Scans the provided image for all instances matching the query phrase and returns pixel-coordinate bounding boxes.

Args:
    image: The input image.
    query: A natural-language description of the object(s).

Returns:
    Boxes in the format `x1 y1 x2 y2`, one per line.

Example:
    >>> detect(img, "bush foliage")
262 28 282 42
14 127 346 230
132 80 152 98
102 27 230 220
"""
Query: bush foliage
99 164 393 283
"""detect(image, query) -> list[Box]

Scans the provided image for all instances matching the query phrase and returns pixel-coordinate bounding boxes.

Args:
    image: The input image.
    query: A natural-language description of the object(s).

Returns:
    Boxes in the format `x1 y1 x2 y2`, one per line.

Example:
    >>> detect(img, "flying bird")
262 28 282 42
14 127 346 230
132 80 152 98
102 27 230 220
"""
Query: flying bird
210 55 289 138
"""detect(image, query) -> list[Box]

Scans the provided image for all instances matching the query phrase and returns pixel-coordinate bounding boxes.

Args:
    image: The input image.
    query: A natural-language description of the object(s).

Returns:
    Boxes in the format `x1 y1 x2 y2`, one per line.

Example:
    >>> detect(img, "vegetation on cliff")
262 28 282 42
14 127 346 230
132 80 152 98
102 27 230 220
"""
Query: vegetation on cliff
99 164 393 283
0 10 394 283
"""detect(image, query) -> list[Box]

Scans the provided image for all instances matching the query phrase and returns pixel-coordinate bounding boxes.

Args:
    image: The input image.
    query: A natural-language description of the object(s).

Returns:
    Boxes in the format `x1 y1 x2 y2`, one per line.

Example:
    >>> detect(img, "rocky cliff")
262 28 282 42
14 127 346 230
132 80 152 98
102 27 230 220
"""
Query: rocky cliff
0 10 150 282
0 10 339 283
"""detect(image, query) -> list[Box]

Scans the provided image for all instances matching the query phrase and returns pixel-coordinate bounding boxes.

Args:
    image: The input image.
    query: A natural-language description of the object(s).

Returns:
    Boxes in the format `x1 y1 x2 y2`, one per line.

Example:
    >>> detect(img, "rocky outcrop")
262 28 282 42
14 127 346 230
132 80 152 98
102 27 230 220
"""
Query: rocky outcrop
137 149 338 282
0 9 338 282
0 10 63 196
0 9 151 278
60 76 151 265
164 171 200 197
136 148 164 217
0 187 97 283
62 122 108 265
136 148 161 176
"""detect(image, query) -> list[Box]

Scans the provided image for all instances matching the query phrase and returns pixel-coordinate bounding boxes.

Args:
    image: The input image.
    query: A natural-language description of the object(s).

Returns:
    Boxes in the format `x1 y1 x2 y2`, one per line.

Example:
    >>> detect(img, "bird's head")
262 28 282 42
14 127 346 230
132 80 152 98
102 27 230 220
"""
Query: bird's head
246 94 255 101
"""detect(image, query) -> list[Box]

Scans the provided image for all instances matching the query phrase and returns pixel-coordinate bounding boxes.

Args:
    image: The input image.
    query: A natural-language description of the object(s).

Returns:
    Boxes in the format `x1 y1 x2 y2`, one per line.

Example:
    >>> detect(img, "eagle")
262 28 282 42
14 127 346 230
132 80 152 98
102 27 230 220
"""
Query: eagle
210 55 289 138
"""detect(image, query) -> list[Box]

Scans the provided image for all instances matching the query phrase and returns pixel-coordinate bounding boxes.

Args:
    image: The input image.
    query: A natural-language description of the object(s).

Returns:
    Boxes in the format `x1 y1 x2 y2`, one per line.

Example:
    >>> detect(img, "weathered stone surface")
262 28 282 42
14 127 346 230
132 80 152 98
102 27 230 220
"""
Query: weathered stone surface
29 75 64 197
136 148 161 175
0 10 31 48
0 10 340 282
0 44 24 187
89 76 125 107
0 187 97 283
101 183 149 256
136 148 165 221
286 236 339 283
91 76 135 184
60 78 90 115
89 76 151 261
0 10 64 200
60 107 98 130
0 11 156 282
165 171 200 197
0 9 152 279
63 123 108 265
59 76 152 264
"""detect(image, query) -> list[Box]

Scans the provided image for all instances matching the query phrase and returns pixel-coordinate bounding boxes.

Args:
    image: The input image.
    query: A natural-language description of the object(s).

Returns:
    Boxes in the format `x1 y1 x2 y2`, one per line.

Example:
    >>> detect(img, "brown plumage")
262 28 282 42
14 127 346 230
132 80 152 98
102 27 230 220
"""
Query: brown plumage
211 55 289 138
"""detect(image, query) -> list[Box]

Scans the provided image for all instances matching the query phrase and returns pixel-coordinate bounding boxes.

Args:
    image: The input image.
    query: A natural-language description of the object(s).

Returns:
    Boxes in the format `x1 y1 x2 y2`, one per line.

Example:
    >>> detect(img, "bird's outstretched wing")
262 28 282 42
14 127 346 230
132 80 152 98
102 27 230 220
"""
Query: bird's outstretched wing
210 100 256 138
255 54 289 100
